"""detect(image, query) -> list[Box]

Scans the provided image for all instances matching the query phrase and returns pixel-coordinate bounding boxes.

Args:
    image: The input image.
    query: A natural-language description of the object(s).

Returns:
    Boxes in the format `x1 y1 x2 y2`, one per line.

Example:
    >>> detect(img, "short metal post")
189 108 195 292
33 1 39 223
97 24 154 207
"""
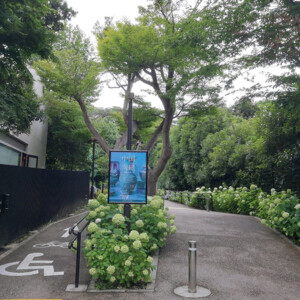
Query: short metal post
75 231 81 288
206 194 210 212
188 240 197 293
174 240 211 298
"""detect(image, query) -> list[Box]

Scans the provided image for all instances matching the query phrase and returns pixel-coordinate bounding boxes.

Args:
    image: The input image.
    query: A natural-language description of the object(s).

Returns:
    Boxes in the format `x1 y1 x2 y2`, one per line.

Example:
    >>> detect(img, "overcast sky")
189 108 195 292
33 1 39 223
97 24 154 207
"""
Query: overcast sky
66 0 163 109
65 0 273 109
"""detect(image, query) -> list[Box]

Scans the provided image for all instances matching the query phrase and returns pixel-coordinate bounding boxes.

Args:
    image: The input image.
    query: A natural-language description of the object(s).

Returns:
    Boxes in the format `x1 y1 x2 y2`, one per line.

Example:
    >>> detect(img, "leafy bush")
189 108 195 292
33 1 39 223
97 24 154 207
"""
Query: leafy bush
212 185 263 215
84 193 176 289
166 185 300 244
257 188 300 242
189 187 211 210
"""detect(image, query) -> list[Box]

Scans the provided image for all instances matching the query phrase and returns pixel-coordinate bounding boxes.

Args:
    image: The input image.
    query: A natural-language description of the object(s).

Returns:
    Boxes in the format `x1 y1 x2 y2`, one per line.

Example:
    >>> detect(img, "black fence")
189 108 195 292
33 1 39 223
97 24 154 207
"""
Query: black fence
0 165 89 247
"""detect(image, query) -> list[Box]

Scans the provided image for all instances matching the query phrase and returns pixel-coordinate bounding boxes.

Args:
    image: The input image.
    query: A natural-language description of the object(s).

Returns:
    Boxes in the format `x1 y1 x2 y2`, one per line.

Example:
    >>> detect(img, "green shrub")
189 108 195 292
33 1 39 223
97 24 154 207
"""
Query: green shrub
212 186 238 213
257 189 300 242
167 185 300 244
84 193 176 289
189 187 211 210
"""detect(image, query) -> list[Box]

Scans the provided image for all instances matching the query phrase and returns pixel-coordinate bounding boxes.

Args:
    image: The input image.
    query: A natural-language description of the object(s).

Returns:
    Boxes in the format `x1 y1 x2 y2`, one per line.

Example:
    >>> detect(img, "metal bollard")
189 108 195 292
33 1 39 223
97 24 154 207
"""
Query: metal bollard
188 240 197 293
206 195 210 212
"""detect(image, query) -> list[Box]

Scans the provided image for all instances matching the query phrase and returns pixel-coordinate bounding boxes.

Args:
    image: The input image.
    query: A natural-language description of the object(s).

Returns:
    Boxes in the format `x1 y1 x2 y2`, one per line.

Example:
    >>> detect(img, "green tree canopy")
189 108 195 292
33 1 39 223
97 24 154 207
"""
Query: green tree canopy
0 0 75 133
96 0 247 193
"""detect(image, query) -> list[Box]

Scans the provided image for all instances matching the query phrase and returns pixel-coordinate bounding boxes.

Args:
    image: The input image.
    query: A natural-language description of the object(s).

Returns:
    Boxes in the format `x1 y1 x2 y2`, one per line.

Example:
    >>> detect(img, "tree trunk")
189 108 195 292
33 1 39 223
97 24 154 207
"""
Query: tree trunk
76 96 110 153
147 169 158 196
147 101 174 196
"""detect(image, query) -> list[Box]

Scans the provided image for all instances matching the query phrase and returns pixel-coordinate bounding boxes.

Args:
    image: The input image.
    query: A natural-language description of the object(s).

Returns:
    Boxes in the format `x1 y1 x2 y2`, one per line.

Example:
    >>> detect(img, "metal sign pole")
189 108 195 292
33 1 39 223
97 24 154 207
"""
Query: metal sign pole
90 140 96 199
124 93 134 232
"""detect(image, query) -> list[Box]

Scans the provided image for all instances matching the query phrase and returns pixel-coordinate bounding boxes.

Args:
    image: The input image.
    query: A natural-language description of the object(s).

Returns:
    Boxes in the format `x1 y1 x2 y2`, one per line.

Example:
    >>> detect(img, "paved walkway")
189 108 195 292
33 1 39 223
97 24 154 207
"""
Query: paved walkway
0 200 299 300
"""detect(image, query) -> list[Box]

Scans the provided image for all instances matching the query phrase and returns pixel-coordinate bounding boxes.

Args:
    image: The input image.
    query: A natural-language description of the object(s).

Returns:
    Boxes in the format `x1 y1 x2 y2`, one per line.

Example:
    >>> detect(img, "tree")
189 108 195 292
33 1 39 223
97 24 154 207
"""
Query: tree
35 1 263 194
96 0 242 194
44 93 92 170
0 0 75 133
231 98 258 119
206 0 300 100
158 107 235 190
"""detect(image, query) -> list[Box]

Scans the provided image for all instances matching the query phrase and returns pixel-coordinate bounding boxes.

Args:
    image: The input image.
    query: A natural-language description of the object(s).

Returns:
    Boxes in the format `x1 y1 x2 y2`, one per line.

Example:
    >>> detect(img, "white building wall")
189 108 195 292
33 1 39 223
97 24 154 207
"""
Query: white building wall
0 67 48 168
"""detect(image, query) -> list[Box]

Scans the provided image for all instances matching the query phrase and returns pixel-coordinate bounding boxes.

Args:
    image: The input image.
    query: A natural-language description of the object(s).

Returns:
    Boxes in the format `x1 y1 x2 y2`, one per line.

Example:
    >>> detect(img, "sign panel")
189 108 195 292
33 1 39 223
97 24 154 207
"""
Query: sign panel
108 150 148 204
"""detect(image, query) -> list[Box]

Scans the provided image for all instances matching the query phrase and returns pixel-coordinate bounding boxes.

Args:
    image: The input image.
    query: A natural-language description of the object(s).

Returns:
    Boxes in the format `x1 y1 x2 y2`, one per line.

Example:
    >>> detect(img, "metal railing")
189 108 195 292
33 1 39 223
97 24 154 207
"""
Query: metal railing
68 213 90 288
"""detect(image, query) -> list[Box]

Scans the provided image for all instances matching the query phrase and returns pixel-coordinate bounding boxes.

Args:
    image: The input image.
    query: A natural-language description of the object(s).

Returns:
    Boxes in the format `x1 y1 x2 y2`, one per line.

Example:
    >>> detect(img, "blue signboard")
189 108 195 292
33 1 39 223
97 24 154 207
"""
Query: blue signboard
108 150 148 204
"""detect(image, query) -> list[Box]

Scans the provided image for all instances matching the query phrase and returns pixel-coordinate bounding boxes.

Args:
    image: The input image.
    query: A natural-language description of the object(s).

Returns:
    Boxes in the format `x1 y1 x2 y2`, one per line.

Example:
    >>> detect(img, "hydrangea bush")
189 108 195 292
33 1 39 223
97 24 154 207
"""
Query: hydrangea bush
166 185 300 244
190 187 212 210
84 193 176 289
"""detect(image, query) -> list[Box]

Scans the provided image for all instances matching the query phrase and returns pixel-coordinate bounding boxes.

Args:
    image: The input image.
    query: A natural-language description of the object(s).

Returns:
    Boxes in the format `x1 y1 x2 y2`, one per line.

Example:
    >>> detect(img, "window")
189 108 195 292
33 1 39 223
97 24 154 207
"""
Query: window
27 155 38 168
0 143 21 166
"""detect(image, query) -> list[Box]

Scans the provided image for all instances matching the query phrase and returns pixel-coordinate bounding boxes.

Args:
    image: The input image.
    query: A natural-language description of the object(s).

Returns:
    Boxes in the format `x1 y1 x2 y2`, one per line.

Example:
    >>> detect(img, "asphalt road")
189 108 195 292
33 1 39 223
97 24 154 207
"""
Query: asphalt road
0 200 299 300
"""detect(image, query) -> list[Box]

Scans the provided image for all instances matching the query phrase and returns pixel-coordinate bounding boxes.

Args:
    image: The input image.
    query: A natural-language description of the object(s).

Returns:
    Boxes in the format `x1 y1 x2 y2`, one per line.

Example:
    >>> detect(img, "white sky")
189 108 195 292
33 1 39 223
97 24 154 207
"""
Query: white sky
66 0 158 109
65 0 281 110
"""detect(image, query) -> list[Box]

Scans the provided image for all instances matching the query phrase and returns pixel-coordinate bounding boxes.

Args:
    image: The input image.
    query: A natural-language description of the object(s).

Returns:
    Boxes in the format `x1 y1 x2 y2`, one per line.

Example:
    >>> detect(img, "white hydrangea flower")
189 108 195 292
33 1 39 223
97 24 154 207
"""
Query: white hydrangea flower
128 271 134 277
132 240 142 249
88 199 100 209
294 204 300 210
150 243 157 250
131 208 138 215
107 265 115 275
125 260 131 266
89 268 97 276
135 220 144 228
121 245 129 253
170 225 177 234
112 214 125 225
157 222 167 229
129 230 140 240
87 222 98 233
147 256 153 263
88 211 97 219
139 232 149 241
114 245 120 253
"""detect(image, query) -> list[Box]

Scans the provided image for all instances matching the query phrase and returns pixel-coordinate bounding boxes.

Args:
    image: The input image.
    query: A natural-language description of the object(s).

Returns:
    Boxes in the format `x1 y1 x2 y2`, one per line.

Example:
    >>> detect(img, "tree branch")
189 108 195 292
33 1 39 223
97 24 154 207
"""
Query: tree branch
144 119 165 151
135 72 155 88
75 96 110 153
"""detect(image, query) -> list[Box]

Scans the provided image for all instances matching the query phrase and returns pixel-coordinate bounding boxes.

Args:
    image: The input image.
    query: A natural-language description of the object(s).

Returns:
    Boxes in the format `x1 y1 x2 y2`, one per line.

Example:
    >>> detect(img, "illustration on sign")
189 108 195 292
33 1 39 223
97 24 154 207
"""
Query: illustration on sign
108 150 148 204
0 253 64 276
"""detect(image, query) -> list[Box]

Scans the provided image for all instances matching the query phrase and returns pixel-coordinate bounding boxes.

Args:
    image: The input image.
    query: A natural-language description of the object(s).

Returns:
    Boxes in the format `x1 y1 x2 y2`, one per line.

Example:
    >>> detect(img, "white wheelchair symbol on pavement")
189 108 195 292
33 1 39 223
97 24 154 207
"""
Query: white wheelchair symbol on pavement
0 253 64 276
